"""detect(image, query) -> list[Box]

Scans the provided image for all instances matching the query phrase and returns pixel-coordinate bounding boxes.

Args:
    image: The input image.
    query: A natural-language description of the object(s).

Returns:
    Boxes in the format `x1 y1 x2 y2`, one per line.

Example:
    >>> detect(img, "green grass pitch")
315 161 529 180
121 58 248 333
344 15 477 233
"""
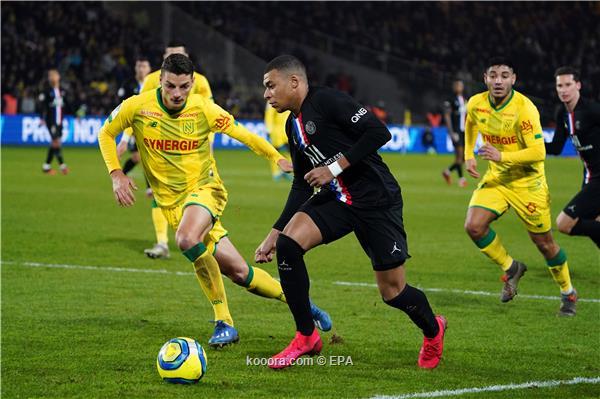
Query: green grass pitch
2 147 599 398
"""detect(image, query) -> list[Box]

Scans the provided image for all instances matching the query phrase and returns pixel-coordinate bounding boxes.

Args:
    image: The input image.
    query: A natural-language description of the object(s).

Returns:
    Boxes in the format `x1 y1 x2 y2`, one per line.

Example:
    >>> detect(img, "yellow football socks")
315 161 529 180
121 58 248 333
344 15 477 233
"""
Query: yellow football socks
475 228 514 271
151 200 169 245
546 248 573 294
244 265 286 302
183 242 233 326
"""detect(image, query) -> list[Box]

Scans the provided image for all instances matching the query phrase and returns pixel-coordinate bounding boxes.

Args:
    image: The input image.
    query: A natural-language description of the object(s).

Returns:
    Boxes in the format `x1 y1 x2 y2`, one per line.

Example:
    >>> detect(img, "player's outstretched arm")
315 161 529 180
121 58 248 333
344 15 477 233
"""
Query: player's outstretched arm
205 101 288 166
303 90 391 188
99 99 136 205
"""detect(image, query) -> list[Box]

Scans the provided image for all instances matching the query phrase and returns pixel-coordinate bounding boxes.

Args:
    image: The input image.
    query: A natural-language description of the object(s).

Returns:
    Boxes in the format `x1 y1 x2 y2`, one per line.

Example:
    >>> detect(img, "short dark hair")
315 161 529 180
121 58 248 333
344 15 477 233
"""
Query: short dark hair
167 40 187 51
554 66 580 82
264 55 307 76
486 57 515 73
161 53 194 76
136 56 150 63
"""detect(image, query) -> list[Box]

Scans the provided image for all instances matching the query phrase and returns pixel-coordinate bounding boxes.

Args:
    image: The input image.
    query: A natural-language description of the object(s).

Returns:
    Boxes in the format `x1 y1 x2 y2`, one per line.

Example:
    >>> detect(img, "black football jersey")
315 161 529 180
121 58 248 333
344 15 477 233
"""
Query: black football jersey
547 98 600 183
274 86 402 230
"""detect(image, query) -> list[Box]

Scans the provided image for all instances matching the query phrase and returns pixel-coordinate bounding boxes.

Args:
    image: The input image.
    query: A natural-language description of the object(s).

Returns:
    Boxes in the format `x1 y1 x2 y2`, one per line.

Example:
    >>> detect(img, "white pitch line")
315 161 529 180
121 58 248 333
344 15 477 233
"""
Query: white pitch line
333 281 600 303
370 376 600 399
1 260 194 276
3 260 599 303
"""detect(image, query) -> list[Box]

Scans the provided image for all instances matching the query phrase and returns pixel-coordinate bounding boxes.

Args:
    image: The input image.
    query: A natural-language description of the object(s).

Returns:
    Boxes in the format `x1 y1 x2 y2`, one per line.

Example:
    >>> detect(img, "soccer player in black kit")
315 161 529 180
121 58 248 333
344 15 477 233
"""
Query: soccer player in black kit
39 68 68 175
546 66 600 248
442 79 467 187
255 55 446 370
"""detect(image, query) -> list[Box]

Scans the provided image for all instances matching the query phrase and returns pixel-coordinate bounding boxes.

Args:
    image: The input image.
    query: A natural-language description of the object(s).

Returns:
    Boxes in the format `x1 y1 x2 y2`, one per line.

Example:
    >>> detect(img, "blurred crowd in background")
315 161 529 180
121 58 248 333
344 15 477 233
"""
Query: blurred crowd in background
2 2 599 124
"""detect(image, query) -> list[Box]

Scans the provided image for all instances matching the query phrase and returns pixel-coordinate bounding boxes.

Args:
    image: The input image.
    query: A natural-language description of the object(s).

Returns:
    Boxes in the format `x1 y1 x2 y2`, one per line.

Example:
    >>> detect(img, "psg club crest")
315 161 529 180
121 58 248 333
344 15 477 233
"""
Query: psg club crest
305 121 316 135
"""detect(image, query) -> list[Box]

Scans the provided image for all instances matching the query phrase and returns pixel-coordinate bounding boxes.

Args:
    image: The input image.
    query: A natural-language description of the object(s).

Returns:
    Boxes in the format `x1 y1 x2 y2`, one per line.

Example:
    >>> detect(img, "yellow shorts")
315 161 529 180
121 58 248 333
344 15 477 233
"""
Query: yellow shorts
161 182 229 253
469 179 552 233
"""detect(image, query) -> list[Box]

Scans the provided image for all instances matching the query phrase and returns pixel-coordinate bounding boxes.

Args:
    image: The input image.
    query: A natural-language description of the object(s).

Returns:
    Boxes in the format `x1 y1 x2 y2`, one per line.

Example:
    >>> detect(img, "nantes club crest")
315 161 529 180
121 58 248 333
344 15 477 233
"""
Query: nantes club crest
182 121 195 135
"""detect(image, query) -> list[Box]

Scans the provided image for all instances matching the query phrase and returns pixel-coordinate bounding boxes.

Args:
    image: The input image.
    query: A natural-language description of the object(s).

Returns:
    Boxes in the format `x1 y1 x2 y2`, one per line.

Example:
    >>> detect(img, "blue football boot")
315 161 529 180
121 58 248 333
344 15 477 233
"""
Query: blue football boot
208 320 239 348
310 301 332 332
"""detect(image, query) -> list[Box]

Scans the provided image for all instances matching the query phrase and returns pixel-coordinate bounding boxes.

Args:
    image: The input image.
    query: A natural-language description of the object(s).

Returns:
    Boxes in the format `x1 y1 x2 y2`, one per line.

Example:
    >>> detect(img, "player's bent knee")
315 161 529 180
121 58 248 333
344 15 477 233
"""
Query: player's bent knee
175 232 201 251
464 221 485 239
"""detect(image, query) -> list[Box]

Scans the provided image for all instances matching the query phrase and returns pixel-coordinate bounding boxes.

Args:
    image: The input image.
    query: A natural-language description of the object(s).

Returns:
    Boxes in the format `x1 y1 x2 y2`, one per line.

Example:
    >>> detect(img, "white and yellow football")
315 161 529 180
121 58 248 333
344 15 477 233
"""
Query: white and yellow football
156 337 207 384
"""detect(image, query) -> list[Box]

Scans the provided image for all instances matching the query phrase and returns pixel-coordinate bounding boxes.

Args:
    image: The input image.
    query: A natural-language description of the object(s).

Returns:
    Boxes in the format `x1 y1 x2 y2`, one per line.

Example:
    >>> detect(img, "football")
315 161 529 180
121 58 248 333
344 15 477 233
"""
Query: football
156 337 207 384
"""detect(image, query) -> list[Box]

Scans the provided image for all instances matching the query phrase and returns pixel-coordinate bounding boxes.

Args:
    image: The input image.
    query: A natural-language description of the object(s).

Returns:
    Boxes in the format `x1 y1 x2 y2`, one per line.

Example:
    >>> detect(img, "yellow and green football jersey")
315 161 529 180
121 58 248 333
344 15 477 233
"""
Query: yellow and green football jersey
99 88 282 207
465 89 546 188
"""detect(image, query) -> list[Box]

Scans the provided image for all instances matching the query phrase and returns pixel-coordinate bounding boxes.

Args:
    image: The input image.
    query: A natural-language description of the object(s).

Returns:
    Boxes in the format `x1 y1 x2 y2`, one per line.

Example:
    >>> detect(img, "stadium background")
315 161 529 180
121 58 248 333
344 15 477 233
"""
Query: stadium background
2 2 599 149
1 2 599 399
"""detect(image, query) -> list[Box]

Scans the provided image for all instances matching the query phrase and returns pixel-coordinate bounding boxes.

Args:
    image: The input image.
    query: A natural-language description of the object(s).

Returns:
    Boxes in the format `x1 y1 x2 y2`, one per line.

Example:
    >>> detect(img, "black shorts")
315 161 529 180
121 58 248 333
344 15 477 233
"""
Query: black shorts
299 191 410 271
452 130 465 148
563 179 600 219
49 124 62 140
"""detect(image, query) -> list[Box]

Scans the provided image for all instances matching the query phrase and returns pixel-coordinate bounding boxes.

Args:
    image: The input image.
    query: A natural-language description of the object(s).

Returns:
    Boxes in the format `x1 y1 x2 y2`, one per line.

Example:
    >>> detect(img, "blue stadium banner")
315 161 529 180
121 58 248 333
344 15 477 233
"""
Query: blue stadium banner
0 114 575 156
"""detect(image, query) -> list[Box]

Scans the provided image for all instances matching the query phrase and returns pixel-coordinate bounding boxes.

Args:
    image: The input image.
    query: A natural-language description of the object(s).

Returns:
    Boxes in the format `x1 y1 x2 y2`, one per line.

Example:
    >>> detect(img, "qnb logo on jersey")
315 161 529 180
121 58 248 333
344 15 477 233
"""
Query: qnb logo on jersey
143 137 200 151
351 108 368 123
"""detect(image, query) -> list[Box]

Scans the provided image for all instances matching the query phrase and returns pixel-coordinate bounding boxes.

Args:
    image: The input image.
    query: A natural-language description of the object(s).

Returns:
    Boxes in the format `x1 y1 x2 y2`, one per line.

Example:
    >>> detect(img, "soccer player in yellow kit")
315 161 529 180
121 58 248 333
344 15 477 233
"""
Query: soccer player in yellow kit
264 102 291 180
464 58 577 316
121 41 214 260
99 54 332 346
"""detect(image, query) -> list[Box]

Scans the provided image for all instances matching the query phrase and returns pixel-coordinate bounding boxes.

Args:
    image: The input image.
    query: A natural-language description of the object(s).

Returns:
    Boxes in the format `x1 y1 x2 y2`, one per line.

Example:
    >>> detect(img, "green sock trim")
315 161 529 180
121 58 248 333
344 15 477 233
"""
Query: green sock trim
547 248 567 267
151 199 158 208
242 264 254 288
475 229 496 249
469 205 501 217
182 242 207 262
